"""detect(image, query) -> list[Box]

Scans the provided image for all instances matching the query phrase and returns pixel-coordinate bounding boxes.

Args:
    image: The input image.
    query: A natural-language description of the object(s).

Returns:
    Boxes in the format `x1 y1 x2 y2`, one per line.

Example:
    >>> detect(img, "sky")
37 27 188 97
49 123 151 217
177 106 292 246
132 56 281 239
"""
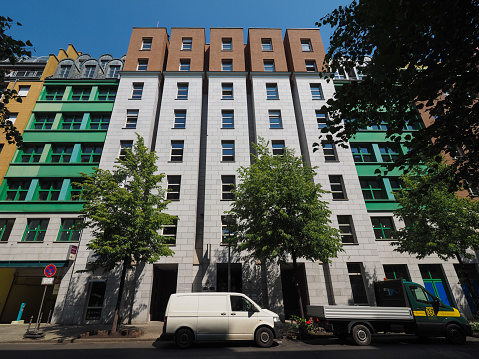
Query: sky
3 0 352 59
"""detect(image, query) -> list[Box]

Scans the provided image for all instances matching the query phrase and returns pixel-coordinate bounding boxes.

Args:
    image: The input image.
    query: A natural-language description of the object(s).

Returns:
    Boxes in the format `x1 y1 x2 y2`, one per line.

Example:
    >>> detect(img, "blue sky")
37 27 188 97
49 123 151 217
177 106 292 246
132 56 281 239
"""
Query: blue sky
3 0 351 59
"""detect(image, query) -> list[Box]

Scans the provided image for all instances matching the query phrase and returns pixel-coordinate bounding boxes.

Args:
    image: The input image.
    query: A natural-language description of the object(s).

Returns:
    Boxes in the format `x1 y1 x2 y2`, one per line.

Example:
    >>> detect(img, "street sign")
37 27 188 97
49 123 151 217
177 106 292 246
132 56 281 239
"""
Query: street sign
68 245 78 261
41 277 54 285
44 264 56 277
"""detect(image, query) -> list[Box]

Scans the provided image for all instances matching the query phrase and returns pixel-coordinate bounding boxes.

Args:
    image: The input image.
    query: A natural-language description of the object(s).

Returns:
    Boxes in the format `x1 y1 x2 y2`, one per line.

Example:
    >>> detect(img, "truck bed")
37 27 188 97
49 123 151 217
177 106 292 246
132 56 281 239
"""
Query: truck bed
307 305 414 321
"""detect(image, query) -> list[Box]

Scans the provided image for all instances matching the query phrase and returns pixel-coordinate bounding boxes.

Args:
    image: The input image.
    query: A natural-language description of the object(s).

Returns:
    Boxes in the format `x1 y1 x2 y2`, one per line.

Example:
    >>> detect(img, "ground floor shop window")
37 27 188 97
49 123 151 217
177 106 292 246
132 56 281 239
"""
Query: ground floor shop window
419 264 453 306
85 280 106 320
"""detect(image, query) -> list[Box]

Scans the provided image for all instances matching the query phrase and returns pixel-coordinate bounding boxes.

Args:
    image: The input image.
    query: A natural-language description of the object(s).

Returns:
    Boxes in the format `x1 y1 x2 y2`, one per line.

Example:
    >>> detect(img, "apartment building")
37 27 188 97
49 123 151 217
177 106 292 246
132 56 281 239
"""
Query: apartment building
1 28 477 325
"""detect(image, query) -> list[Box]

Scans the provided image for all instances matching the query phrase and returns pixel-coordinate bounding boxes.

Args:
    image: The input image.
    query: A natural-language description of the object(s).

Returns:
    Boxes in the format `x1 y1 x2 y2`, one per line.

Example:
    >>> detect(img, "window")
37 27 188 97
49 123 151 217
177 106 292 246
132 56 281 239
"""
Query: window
118 141 133 161
338 216 356 244
264 60 275 72
142 37 152 50
378 144 401 162
222 38 232 51
305 60 317 72
69 182 82 201
334 69 346 80
84 65 96 78
182 37 192 51
329 175 347 200
174 110 186 128
61 114 83 130
221 215 234 244
137 59 148 71
89 114 110 130
44 87 64 101
371 217 395 239
322 141 338 161
85 281 106 320
272 140 285 155
222 59 233 71
23 219 49 242
108 65 120 78
261 38 273 51
0 219 15 242
37 179 63 201
97 87 116 101
384 264 411 281
371 121 388 130
17 85 30 97
167 176 181 200
163 218 178 245
222 110 234 128
170 141 184 162
351 144 375 162
222 83 233 99
222 141 235 161
221 175 235 200
179 59 191 71
59 65 71 78
131 83 143 99
81 145 103 163
269 110 282 129
18 145 43 163
301 39 312 51
125 110 138 129
50 145 73 163
71 87 91 101
389 177 405 192
57 219 83 242
177 83 188 99
316 111 328 129
7 112 18 125
348 263 369 304
310 84 323 99
4 179 30 200
266 83 278 99
360 178 387 200
32 114 55 130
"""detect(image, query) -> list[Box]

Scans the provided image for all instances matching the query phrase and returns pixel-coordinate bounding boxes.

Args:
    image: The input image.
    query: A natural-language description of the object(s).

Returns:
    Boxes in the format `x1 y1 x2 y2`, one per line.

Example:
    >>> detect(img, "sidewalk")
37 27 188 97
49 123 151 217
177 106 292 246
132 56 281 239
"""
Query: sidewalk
0 321 164 343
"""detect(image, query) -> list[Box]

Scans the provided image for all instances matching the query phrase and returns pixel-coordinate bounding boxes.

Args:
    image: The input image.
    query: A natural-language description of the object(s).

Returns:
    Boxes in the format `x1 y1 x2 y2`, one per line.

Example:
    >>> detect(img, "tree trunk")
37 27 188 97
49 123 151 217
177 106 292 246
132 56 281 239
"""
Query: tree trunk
455 253 479 315
292 252 305 318
111 257 129 334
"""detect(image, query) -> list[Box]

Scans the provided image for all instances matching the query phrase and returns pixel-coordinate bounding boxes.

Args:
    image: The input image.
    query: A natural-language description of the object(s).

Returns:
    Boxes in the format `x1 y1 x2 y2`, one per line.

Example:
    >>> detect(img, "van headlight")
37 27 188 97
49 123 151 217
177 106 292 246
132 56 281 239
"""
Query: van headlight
274 316 280 322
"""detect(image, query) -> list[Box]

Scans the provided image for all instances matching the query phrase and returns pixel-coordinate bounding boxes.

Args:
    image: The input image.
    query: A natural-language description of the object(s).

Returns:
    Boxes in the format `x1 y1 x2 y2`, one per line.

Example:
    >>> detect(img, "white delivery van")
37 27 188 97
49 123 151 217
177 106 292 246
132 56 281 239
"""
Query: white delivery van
160 292 283 348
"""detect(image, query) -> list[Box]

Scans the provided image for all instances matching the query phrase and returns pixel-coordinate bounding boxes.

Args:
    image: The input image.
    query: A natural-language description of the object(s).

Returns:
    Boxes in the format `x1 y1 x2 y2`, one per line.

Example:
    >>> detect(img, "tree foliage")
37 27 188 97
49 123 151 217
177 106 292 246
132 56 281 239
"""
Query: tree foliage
76 134 174 330
228 140 342 316
316 0 479 188
392 161 479 261
1 16 33 146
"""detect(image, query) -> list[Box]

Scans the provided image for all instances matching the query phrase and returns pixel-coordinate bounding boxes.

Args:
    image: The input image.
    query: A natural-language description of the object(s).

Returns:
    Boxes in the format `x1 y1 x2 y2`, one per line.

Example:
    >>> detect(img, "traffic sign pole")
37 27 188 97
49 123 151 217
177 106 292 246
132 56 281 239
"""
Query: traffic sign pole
35 285 48 331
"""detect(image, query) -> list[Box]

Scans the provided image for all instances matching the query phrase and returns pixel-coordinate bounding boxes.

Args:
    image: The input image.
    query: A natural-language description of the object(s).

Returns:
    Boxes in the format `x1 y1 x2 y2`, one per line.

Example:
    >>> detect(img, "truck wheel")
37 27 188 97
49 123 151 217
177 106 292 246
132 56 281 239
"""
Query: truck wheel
255 327 274 348
352 324 372 346
175 328 194 349
445 324 466 345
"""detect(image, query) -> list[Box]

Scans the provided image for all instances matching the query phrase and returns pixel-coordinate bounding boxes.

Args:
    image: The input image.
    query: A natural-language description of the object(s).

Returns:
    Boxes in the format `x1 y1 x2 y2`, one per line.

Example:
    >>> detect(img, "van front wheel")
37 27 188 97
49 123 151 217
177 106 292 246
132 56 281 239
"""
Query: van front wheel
445 324 466 345
175 328 194 349
255 327 274 348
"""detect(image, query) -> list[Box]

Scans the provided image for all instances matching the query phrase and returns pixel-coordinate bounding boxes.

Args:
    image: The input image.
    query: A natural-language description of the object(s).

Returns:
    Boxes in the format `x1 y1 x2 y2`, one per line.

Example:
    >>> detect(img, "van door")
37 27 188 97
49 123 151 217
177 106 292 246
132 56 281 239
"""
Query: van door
408 285 443 336
196 295 229 340
228 295 259 340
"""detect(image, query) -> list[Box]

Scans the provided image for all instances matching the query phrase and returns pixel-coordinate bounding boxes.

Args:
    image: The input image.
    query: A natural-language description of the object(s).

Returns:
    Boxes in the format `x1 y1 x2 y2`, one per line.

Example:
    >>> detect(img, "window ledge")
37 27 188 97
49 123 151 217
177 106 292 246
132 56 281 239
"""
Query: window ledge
332 199 349 201
171 127 186 130
175 98 188 100
18 241 44 243
129 98 142 100
221 98 234 100
55 241 80 243
168 161 183 163
267 98 279 100
342 242 359 245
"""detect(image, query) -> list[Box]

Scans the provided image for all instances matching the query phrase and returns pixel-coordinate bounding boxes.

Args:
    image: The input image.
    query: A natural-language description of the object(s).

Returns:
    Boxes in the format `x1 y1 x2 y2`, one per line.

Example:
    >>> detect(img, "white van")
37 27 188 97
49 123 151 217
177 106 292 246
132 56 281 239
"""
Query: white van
160 292 283 348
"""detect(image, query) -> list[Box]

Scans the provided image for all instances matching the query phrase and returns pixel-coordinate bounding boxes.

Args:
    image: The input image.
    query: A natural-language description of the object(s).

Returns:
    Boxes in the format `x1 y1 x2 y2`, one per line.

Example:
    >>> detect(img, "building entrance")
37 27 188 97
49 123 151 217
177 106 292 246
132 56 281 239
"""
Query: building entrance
150 264 178 321
280 263 309 319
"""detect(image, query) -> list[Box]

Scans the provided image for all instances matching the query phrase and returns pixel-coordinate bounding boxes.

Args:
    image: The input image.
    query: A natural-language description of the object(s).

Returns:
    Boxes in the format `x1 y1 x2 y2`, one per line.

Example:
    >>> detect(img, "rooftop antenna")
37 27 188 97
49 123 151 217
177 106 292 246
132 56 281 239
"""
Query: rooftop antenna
157 21 159 27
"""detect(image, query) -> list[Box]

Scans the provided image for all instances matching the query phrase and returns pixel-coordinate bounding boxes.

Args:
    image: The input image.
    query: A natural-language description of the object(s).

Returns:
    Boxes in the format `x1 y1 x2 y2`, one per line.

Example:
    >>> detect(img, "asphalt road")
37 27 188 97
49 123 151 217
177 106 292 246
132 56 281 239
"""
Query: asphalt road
0 335 478 359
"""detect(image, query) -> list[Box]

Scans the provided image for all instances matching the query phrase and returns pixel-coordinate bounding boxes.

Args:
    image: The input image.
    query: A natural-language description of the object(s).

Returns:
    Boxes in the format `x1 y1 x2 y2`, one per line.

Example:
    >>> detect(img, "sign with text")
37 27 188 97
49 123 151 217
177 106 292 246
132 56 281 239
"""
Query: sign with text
41 277 55 285
68 245 78 261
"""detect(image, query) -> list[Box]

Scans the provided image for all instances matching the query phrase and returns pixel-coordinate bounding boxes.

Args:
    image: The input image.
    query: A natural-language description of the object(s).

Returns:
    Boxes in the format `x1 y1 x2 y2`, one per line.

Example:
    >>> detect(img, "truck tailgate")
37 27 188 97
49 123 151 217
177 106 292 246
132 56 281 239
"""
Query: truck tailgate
307 305 413 321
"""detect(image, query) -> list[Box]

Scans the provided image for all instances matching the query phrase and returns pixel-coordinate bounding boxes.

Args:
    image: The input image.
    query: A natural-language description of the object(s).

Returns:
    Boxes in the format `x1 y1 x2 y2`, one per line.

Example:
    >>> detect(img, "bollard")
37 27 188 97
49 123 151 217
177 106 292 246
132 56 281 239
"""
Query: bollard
47 309 52 324
16 303 26 321
27 316 33 332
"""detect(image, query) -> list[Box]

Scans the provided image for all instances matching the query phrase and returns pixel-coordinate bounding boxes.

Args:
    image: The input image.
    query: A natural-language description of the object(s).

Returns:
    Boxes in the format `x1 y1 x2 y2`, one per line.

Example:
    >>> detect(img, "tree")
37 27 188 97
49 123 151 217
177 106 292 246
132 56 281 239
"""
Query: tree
393 160 479 314
76 135 174 332
315 0 479 189
1 16 33 146
227 140 342 318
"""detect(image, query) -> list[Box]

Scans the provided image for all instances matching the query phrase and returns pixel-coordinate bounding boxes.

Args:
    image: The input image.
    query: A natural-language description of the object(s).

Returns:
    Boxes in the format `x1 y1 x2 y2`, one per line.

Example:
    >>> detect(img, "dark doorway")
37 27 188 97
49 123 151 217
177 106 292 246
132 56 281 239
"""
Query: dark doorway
150 265 177 321
280 263 309 319
217 263 242 292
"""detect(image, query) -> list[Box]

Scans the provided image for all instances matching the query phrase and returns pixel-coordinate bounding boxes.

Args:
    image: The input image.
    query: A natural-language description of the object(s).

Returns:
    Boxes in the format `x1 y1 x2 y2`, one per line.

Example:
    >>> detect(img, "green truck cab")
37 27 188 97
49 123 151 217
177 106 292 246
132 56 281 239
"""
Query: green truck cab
307 279 472 345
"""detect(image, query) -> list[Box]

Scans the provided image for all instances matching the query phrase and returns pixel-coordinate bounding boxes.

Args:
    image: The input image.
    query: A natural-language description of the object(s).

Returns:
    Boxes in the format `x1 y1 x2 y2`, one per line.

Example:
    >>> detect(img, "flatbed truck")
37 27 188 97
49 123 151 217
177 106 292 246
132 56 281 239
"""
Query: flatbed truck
307 279 472 345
